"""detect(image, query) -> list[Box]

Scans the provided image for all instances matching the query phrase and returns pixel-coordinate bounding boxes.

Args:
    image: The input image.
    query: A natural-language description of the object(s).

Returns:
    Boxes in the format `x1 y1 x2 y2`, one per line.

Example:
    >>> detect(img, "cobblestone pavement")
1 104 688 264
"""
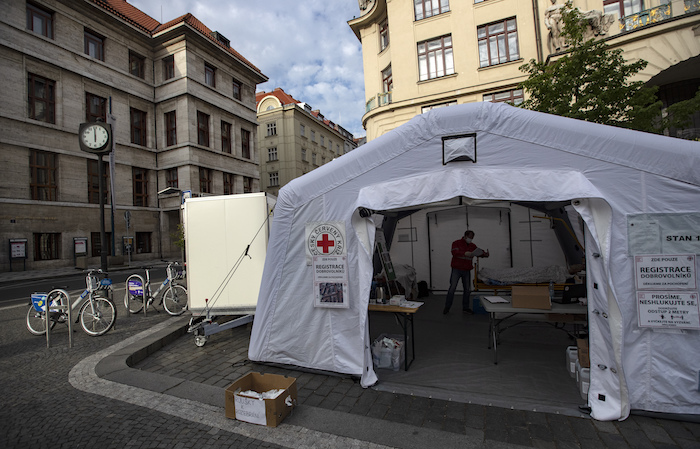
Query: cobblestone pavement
0 302 284 449
135 323 700 449
2 272 700 448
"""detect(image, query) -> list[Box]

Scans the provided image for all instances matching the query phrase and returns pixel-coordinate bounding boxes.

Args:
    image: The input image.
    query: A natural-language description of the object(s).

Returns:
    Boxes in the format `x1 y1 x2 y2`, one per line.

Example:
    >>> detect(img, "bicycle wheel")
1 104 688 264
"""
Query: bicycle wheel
26 305 54 335
80 297 117 336
125 276 145 313
162 284 188 316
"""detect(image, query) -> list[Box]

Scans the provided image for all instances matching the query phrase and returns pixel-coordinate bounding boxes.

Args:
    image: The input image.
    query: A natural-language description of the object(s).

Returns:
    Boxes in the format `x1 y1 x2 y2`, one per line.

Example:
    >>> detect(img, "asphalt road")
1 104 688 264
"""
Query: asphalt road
0 267 167 308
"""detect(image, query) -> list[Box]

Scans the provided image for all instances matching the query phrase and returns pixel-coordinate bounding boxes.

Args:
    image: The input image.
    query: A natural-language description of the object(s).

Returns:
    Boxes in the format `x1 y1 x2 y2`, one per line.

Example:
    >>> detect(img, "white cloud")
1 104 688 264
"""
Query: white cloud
130 0 366 137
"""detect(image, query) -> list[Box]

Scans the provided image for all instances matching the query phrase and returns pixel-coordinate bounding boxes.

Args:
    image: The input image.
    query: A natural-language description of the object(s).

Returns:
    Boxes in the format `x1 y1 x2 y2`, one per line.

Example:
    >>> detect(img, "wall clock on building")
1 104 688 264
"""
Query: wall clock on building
79 121 112 154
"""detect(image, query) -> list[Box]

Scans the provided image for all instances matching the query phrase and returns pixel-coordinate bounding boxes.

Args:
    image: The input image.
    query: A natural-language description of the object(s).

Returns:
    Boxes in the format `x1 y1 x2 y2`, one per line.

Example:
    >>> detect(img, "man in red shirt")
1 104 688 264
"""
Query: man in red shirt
443 230 489 314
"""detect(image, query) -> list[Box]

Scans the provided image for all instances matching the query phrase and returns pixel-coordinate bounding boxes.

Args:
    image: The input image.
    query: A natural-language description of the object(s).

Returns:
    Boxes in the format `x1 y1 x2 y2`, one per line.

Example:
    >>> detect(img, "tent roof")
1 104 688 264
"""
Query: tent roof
280 102 700 209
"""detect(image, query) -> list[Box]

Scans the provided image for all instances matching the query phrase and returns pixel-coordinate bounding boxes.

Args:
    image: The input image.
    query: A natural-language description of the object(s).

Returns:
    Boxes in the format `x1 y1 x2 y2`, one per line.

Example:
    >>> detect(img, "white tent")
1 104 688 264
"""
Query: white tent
249 102 700 421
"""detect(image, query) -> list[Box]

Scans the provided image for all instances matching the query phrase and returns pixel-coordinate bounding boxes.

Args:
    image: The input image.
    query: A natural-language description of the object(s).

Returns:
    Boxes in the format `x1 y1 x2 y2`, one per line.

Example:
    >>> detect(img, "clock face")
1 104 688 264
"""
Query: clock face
81 124 110 149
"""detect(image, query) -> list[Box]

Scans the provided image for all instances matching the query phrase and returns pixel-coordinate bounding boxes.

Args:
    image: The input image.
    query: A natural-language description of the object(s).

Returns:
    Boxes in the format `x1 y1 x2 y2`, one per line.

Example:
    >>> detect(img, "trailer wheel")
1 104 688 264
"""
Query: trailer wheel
194 335 209 347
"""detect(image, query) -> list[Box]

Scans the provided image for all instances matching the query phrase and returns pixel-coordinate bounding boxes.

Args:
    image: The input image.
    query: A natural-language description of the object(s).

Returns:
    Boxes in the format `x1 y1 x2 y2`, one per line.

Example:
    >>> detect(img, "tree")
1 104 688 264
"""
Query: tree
518 1 697 135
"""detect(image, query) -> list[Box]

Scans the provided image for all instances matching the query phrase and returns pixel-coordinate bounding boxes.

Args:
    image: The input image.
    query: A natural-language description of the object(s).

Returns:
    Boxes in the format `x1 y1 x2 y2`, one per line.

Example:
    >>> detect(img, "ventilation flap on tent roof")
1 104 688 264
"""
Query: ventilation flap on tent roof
442 133 476 165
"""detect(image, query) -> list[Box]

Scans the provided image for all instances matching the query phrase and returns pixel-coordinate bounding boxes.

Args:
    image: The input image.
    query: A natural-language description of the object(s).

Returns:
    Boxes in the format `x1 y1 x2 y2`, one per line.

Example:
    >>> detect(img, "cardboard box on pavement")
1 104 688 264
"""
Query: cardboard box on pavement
511 286 551 310
225 372 297 427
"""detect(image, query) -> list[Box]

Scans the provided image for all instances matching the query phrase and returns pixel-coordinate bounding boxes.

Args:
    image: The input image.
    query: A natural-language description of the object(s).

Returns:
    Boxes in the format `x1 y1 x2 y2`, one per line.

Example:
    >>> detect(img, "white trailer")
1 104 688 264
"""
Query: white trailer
183 192 276 345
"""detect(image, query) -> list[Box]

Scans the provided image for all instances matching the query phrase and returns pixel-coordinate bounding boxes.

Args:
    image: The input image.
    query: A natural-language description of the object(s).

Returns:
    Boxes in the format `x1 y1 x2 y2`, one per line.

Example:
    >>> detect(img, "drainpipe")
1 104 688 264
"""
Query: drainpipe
532 0 544 63
152 58 163 260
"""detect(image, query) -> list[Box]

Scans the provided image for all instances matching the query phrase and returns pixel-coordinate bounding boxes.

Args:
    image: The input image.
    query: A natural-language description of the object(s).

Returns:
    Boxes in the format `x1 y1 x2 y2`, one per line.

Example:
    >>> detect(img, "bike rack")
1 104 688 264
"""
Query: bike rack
125 274 152 316
33 289 73 349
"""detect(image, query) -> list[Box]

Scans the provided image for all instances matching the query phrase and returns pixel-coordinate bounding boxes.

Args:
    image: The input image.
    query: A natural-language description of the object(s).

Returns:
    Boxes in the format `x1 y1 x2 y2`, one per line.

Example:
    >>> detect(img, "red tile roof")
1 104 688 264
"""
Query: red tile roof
256 88 301 106
89 0 264 76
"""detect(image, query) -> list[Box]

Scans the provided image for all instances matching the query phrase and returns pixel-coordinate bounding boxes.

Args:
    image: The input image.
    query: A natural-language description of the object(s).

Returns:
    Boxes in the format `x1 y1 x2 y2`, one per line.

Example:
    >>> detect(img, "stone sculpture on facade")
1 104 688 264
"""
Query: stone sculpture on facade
544 0 615 54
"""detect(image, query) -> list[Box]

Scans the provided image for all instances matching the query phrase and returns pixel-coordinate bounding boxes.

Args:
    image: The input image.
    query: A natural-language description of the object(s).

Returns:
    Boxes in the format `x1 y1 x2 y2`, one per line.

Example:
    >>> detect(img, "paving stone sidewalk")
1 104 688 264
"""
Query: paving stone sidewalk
134 323 700 448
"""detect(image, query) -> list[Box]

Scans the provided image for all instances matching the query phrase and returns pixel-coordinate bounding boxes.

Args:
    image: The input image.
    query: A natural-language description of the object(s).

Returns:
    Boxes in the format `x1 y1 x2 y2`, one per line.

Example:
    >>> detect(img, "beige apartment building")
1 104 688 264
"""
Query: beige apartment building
256 88 358 197
0 0 267 271
349 0 700 141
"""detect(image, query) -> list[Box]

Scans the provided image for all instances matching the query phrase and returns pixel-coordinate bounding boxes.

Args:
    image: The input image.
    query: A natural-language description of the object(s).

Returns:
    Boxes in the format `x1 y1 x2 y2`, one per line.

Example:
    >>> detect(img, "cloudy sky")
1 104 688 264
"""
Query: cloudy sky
130 0 367 138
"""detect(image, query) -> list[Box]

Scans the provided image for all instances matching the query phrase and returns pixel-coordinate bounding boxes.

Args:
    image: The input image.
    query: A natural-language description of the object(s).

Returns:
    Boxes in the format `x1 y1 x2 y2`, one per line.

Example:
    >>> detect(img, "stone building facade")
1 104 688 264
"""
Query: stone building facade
256 88 357 197
0 0 267 271
349 0 700 141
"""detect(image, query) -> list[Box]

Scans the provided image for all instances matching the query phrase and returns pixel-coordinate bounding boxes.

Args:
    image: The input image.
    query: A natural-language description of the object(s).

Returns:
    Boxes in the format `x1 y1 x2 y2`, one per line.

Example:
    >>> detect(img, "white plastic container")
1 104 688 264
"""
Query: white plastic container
566 346 577 378
576 359 590 400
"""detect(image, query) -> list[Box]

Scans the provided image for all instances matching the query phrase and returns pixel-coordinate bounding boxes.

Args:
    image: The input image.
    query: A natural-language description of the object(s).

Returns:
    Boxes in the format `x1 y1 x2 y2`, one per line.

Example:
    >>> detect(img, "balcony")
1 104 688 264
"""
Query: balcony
618 0 698 32
366 91 392 113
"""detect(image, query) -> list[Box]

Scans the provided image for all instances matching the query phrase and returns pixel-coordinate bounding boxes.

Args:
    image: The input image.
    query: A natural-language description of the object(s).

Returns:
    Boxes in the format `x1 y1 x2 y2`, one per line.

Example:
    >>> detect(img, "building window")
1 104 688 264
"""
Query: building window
483 88 524 105
199 167 212 194
312 153 317 165
418 35 454 81
30 150 57 201
414 0 450 20
604 0 643 18
130 108 147 146
233 79 242 100
379 18 389 51
382 65 393 103
301 148 307 161
321 136 326 147
221 121 232 153
267 122 277 136
166 167 178 188
28 73 55 123
87 159 109 204
322 156 326 165
136 232 152 253
311 130 316 142
243 176 252 193
241 129 251 159
86 93 106 122
300 124 306 137
197 111 209 147
205 63 216 87
269 172 279 187
27 3 53 38
84 30 104 61
34 233 60 260
478 18 520 68
91 232 112 257
268 147 278 161
223 173 234 195
422 101 457 113
129 51 145 78
165 111 177 146
132 167 148 207
163 55 175 80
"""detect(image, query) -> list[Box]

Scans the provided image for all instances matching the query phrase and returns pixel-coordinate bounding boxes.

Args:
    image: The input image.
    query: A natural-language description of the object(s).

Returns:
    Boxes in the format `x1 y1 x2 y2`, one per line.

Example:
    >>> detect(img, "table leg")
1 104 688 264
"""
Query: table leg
490 312 498 364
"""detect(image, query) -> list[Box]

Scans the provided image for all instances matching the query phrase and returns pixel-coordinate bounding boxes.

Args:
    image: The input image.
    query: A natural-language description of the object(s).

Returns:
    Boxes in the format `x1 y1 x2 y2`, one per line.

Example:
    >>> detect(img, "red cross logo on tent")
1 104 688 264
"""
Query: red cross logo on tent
307 223 345 256
316 234 335 253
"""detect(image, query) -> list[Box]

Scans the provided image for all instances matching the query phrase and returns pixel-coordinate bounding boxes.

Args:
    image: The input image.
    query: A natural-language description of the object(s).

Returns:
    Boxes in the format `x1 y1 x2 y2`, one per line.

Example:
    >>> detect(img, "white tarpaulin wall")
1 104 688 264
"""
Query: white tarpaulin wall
249 102 700 421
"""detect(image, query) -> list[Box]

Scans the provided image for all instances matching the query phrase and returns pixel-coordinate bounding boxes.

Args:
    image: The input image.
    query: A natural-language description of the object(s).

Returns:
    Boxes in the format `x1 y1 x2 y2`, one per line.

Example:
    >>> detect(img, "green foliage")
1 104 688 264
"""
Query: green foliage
518 1 666 132
171 223 185 250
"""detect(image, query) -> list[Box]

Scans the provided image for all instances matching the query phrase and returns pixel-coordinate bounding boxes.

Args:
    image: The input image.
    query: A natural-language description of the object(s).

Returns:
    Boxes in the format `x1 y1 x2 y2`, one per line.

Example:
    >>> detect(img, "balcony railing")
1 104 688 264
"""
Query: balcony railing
366 91 393 113
620 0 700 31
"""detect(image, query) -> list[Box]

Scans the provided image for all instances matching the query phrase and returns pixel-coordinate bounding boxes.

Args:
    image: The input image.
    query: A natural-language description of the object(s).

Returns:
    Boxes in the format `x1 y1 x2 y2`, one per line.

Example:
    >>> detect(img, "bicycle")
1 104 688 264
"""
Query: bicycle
26 269 117 337
124 261 187 316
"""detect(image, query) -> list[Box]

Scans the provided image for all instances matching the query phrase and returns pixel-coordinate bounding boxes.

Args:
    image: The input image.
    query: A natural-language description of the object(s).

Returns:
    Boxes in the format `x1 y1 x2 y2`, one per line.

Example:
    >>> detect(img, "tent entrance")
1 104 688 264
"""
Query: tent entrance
368 198 590 416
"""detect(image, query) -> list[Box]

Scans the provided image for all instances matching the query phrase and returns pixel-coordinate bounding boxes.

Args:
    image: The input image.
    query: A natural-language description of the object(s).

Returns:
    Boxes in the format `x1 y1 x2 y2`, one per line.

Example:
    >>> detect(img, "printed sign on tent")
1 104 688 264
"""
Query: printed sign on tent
637 291 700 329
634 254 696 290
305 221 346 265
312 255 349 308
